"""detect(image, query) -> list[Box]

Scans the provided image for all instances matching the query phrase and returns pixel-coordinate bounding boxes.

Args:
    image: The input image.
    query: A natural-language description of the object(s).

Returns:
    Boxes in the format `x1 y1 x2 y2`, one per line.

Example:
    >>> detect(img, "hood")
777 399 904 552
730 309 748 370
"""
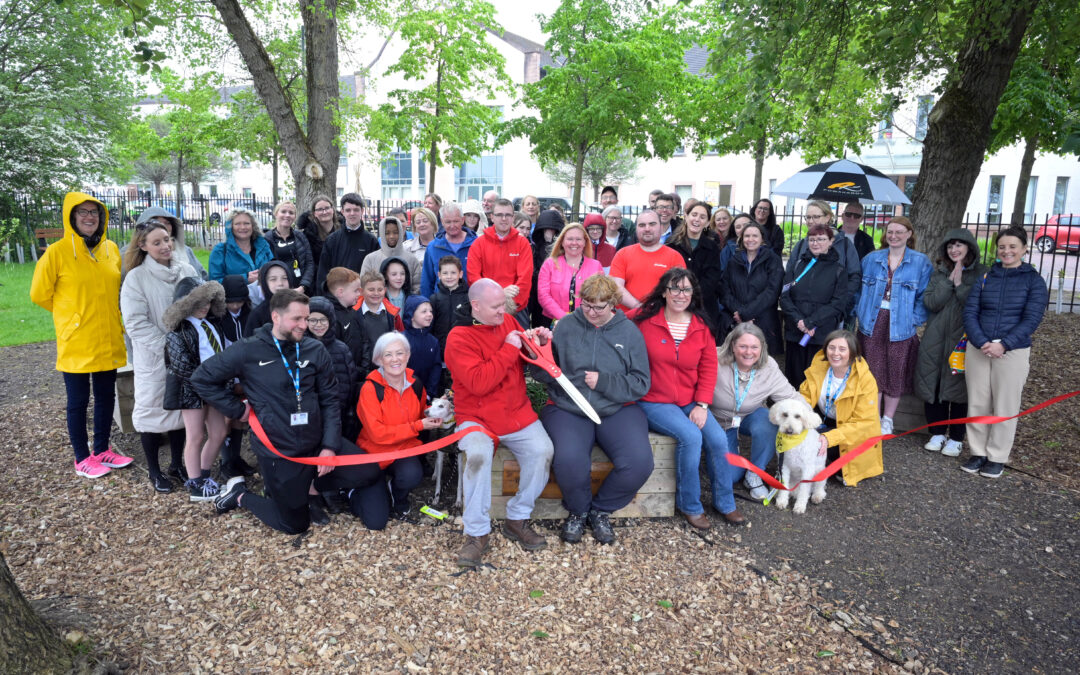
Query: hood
296 209 343 234
306 295 338 342
402 294 431 330
532 210 565 246
136 207 186 249
379 255 414 294
257 259 294 299
462 199 489 231
222 274 250 303
377 216 410 258
163 279 225 331
938 227 978 263
582 213 605 234
62 192 108 255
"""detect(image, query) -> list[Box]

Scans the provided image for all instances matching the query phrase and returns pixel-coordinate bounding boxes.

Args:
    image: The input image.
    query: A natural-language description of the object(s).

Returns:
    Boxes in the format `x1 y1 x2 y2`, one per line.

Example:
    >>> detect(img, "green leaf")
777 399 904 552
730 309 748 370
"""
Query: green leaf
529 590 544 599
531 630 549 638
816 650 836 658
657 600 673 609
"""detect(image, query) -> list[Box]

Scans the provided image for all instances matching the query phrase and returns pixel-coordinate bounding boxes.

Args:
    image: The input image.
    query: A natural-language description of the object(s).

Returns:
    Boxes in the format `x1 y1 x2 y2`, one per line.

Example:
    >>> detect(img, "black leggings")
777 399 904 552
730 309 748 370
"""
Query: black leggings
140 430 186 478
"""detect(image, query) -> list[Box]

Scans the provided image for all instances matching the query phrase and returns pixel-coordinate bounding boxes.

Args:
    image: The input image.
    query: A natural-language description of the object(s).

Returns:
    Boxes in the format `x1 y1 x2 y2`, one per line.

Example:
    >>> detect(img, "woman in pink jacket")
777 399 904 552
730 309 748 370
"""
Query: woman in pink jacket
537 223 604 322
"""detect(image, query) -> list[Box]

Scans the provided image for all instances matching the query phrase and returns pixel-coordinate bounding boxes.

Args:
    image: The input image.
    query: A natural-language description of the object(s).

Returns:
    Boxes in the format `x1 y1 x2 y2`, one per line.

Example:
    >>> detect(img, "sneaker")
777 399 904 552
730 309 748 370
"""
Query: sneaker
166 464 189 483
322 490 349 514
743 472 769 501
941 439 963 457
456 534 490 567
979 461 1005 479
74 456 111 479
95 447 133 468
560 512 587 543
960 456 987 474
149 473 172 493
186 477 220 503
213 477 247 514
308 496 330 526
502 519 548 551
880 416 894 436
390 507 419 524
587 510 616 545
923 434 946 452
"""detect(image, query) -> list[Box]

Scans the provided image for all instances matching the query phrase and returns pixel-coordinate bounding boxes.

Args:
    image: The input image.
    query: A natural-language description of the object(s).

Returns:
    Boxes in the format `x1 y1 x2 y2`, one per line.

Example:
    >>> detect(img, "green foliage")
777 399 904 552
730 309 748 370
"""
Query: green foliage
369 0 511 184
545 147 641 202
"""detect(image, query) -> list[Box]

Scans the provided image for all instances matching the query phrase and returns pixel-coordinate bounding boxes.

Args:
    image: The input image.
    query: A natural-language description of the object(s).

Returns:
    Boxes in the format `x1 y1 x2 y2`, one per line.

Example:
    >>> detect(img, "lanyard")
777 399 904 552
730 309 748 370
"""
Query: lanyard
568 268 578 312
824 366 850 418
272 336 302 410
792 257 817 285
732 363 756 413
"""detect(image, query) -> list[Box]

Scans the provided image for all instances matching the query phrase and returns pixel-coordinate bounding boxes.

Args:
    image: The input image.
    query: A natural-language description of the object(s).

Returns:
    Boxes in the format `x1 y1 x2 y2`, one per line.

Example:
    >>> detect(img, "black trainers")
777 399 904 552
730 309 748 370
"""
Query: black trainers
322 490 349 514
588 509 616 544
390 507 419 524
979 461 1005 479
308 495 330 526
560 512 587 543
166 464 189 483
960 456 987 474
149 473 172 493
187 477 219 502
214 477 246 514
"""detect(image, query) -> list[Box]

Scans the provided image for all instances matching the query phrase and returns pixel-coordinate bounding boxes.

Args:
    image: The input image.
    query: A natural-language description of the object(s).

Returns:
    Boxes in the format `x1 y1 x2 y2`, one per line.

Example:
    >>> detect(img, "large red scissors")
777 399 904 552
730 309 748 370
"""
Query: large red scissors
517 333 602 424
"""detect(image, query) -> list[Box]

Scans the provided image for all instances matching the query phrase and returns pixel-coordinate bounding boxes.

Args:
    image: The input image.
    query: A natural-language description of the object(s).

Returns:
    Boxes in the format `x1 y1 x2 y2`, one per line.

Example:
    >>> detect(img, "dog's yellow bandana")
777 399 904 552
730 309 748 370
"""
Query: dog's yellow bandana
775 430 809 454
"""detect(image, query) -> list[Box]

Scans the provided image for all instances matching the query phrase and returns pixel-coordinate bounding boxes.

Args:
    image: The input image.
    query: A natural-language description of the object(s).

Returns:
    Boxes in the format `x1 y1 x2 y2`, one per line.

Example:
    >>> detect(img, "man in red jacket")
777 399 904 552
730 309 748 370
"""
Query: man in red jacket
466 198 533 326
445 278 554 567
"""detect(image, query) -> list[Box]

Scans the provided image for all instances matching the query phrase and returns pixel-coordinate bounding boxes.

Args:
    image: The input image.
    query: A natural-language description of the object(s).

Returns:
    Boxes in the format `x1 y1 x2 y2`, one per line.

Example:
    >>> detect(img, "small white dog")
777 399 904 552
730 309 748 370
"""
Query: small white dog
768 398 827 514
425 395 461 508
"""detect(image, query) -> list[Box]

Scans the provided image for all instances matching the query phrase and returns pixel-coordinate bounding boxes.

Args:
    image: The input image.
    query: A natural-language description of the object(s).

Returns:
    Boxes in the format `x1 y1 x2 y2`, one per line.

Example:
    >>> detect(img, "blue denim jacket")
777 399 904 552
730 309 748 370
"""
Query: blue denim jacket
855 248 932 340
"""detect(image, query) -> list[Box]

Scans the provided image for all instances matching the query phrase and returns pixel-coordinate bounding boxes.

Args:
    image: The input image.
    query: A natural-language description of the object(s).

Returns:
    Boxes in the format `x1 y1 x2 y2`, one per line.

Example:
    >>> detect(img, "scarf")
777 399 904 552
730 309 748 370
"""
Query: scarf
775 429 809 454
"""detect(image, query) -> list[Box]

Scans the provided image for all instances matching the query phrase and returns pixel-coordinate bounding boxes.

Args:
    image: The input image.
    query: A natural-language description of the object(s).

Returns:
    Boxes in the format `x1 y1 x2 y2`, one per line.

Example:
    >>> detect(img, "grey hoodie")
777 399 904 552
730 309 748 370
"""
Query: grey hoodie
360 216 422 293
535 307 651 418
121 207 208 281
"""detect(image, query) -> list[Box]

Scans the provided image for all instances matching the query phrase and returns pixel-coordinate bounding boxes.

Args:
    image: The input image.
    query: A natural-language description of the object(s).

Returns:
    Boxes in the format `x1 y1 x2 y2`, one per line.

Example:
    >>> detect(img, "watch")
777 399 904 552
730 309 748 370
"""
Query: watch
696 402 709 410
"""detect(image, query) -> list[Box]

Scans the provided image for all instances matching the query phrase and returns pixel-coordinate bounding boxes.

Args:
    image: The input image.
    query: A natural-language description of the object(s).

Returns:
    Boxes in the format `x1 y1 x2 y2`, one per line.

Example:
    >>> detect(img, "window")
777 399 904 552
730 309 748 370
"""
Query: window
381 149 426 201
1054 177 1069 214
454 154 502 202
705 182 732 206
242 187 253 198
1024 176 1038 222
336 188 344 199
339 154 348 167
768 179 776 198
209 185 218 197
986 175 1004 224
877 114 893 141
673 145 686 156
915 96 934 141
674 185 693 203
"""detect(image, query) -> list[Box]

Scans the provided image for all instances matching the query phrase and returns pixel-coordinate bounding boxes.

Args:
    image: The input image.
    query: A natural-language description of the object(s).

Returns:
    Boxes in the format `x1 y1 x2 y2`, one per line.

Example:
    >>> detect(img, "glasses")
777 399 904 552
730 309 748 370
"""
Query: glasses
807 236 831 244
655 204 674 211
581 302 611 314
805 214 829 221
314 206 333 213
74 208 98 217
666 286 693 296
842 212 863 219
754 206 771 213
307 318 329 326
492 212 514 219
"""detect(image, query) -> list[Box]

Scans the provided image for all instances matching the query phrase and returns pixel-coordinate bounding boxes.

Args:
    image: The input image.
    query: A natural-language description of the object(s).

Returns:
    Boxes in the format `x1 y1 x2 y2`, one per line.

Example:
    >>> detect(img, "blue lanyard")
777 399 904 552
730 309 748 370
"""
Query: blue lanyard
732 363 756 413
792 257 817 285
272 336 302 410
824 366 850 418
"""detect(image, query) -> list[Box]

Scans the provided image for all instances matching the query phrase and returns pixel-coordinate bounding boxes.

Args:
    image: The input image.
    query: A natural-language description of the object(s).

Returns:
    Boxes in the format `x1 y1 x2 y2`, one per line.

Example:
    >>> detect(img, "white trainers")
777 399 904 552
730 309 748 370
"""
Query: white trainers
743 472 769 501
880 416 894 436
941 439 963 457
924 434 946 452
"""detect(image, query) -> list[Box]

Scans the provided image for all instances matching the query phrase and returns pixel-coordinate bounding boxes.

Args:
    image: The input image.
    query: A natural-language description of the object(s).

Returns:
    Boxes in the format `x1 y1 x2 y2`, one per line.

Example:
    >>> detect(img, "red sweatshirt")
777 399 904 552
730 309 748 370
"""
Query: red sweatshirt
445 314 537 435
637 312 717 406
466 227 534 312
356 367 425 468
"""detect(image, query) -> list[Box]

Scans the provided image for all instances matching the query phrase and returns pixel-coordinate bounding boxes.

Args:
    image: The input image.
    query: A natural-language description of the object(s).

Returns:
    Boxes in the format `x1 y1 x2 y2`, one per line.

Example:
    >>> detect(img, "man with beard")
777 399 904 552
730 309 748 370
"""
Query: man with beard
609 209 686 312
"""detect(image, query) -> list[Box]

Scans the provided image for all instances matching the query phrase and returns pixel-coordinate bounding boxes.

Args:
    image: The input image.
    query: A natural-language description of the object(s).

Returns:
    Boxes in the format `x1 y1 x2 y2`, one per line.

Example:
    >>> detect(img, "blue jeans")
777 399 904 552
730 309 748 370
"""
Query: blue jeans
724 406 778 484
639 401 734 515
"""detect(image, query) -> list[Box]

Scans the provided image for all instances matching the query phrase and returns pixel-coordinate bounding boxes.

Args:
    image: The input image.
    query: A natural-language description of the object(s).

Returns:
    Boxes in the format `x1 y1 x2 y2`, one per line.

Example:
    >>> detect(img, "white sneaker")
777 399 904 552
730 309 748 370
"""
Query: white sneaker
924 434 946 452
941 439 963 457
880 416 894 436
743 472 769 500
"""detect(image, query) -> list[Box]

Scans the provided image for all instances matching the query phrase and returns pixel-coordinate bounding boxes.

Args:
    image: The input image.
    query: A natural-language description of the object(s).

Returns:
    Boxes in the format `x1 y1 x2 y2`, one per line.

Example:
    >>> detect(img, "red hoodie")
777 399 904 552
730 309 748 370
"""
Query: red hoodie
636 311 717 406
466 227 534 312
445 313 537 435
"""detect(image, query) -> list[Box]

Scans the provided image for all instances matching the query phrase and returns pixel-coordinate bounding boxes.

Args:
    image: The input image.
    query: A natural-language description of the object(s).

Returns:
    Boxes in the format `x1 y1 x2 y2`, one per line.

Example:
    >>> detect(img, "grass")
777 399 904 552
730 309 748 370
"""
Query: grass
0 248 212 348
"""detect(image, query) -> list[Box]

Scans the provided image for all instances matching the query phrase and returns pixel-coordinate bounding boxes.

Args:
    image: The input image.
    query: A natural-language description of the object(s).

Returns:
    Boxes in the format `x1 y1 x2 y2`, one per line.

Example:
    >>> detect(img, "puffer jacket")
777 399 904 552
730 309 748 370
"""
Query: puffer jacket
265 225 315 291
402 295 441 401
429 279 470 355
913 228 990 404
121 207 207 281
419 230 477 297
30 192 127 373
667 231 724 340
963 261 1048 351
356 367 426 467
245 260 294 335
360 217 423 293
779 246 850 346
163 280 227 410
307 296 358 435
296 209 344 270
208 217 273 282
719 246 784 355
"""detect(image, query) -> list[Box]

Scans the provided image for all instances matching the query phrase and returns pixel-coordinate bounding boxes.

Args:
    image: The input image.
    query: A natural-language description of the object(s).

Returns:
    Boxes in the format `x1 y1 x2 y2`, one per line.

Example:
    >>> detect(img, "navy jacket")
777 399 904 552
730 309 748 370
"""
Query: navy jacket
429 280 470 356
402 295 442 401
963 262 1047 351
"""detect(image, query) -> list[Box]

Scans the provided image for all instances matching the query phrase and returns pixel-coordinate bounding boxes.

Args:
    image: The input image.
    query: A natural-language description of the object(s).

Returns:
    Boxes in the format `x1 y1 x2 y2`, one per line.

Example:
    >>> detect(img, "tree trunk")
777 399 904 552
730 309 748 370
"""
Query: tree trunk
572 144 587 222
753 134 766 203
908 0 1037 256
271 147 280 204
210 0 338 210
428 58 444 191
175 151 184 217
0 552 73 673
1009 134 1037 227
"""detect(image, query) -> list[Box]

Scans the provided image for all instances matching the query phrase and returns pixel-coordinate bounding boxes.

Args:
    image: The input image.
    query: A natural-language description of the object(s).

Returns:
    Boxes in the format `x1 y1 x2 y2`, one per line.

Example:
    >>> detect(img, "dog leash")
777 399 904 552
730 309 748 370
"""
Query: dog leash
732 389 1080 494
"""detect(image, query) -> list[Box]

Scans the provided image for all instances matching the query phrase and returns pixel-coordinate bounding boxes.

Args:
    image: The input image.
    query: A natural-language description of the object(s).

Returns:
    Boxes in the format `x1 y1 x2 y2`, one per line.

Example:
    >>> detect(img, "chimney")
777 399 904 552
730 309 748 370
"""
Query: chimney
524 52 541 84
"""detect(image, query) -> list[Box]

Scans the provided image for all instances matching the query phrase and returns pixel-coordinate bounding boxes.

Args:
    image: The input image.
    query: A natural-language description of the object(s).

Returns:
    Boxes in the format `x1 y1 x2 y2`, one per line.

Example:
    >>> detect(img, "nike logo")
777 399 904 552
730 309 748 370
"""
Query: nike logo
259 360 274 366
342 323 350 330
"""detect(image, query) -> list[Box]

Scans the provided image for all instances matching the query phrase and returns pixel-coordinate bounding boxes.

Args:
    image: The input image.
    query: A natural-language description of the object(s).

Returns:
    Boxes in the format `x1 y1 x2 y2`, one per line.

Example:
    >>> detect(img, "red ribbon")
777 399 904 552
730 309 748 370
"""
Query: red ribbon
728 390 1080 492
248 411 499 466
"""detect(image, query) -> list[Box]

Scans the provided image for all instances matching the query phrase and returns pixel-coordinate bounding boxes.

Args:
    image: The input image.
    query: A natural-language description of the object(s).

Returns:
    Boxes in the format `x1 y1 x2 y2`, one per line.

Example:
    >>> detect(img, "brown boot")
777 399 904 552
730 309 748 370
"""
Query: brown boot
502 519 547 551
456 534 490 567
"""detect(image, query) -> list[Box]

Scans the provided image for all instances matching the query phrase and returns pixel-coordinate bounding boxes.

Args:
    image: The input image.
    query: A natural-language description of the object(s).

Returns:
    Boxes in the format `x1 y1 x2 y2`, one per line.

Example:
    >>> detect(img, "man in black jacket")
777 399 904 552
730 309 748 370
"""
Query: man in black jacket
314 193 379 291
192 289 341 534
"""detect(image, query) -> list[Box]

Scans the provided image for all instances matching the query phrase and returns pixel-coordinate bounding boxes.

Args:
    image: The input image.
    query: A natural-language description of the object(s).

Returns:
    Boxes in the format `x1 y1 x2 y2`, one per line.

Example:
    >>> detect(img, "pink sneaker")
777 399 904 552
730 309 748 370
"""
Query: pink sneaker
75 456 111 478
95 447 134 468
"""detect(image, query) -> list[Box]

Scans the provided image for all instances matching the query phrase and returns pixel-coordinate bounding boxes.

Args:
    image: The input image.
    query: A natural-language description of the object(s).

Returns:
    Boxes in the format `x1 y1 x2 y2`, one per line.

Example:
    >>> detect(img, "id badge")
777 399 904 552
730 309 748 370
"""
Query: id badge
290 412 309 426
294 268 302 277
731 415 742 429
880 299 891 310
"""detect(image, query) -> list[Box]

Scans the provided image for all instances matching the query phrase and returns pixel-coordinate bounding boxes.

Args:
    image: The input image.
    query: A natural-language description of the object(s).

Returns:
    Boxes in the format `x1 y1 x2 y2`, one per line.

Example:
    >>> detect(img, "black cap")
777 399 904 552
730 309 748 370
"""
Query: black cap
601 185 618 198
222 274 249 302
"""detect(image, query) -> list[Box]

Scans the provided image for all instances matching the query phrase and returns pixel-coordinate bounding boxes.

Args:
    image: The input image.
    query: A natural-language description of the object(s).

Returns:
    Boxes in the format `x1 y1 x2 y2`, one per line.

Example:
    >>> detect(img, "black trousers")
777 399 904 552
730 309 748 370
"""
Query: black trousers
924 400 968 442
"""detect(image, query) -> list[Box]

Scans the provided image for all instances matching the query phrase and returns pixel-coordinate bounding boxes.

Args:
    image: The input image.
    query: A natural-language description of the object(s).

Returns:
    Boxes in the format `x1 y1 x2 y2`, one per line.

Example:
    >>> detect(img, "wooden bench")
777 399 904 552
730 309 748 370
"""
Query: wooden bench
489 433 676 519
34 227 65 254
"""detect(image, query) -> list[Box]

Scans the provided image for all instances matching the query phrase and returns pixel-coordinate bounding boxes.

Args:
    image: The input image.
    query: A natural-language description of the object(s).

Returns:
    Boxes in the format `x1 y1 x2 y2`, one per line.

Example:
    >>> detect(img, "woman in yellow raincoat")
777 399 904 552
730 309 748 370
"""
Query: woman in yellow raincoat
30 192 132 478
798 329 883 486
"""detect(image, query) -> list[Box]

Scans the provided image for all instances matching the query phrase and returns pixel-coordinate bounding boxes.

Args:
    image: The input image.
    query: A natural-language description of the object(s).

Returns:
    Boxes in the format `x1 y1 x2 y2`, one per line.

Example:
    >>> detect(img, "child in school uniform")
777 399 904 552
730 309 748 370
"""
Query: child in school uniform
163 278 229 502
216 275 257 479
325 267 372 375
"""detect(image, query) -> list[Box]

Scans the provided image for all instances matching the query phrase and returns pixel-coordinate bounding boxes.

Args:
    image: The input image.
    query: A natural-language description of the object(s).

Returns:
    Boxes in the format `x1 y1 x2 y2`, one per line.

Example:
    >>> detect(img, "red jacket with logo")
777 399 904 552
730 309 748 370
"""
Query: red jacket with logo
636 311 718 406
445 313 537 435
466 227 534 312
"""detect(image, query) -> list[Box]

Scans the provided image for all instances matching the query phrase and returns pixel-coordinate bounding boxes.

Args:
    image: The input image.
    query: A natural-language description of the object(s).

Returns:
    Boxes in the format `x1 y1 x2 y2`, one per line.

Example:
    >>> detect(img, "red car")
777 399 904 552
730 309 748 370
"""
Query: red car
1034 215 1080 253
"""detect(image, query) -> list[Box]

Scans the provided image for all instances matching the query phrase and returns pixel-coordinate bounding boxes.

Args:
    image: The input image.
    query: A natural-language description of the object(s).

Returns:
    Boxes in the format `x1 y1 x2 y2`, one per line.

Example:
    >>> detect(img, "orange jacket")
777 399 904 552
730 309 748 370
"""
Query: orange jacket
356 367 426 468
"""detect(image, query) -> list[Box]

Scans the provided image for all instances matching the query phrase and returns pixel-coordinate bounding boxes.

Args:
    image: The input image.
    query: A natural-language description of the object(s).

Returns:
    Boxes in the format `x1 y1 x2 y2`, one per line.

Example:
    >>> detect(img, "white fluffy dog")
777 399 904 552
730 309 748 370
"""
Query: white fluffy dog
768 398 827 514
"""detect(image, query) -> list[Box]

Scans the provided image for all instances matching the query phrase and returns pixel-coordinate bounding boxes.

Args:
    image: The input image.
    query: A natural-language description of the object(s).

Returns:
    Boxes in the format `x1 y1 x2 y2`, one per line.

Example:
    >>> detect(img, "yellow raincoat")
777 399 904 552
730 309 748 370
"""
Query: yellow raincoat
29 193 126 373
799 350 883 486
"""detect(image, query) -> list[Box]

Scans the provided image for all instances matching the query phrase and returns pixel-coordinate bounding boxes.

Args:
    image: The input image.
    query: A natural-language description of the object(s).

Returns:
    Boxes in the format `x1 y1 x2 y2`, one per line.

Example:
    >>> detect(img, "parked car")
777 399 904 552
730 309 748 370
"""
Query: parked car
513 196 572 213
1034 215 1080 253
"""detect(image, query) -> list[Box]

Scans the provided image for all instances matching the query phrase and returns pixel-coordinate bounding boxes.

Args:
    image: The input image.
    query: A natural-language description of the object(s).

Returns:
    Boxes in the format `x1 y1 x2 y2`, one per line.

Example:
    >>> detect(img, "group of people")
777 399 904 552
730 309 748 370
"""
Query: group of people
30 187 1048 568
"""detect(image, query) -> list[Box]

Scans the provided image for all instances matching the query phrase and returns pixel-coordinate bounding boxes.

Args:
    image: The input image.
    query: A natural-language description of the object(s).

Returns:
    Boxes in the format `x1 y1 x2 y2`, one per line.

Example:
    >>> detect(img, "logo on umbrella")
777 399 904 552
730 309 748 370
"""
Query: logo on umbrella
826 181 859 192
